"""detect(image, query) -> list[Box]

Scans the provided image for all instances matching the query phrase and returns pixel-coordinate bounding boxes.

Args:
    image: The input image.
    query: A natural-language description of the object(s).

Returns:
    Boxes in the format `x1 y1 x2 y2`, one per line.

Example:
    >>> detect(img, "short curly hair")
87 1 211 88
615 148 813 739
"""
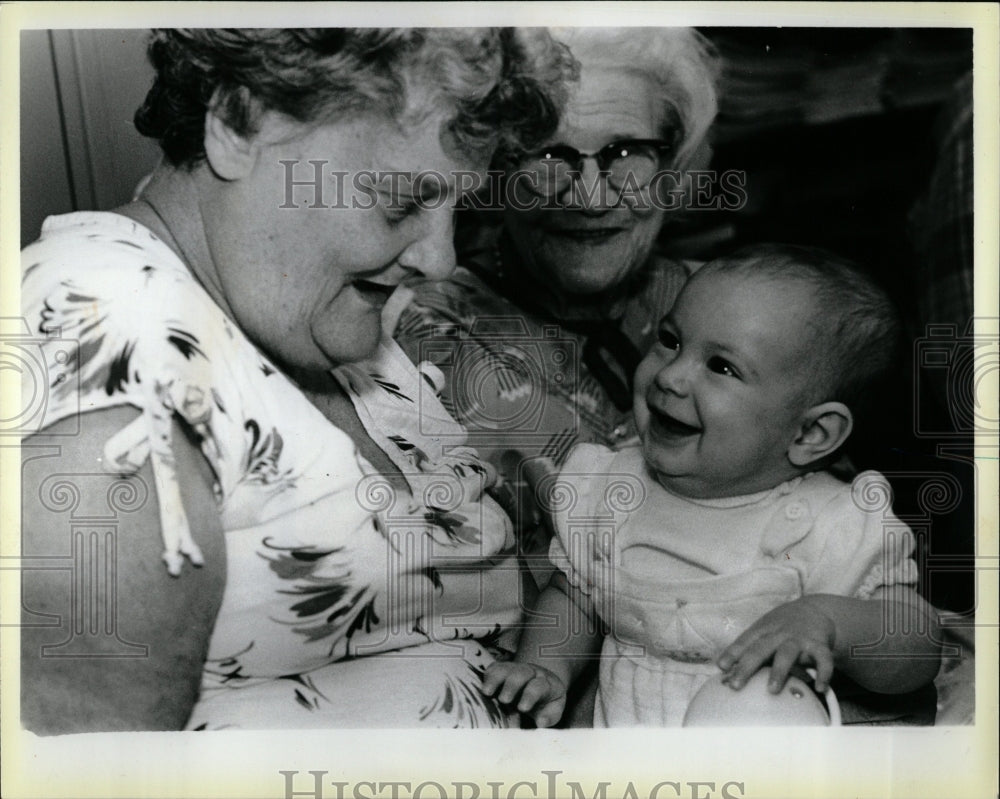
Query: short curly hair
135 28 576 167
550 28 720 167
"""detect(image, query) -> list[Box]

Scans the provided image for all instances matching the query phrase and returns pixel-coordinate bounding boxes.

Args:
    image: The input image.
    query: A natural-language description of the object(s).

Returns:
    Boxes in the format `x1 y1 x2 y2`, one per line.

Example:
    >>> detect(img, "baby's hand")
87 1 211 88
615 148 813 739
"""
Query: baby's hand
482 661 567 728
717 597 837 693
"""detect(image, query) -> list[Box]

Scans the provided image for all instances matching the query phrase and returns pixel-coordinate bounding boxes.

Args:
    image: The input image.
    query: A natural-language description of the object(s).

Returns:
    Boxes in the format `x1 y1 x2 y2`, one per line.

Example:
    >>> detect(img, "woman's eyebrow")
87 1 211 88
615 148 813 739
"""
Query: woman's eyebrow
549 133 650 150
376 169 454 204
605 132 649 143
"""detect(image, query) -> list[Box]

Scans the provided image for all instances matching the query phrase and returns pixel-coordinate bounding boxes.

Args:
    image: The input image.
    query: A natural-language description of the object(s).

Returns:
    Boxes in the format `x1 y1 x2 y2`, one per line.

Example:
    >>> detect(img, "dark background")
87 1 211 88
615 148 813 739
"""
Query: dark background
671 27 976 615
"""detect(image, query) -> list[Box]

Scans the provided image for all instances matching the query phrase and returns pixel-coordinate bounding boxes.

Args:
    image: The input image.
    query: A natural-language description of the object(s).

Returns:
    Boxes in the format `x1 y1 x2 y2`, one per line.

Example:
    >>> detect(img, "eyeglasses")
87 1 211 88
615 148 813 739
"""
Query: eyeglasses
514 137 677 198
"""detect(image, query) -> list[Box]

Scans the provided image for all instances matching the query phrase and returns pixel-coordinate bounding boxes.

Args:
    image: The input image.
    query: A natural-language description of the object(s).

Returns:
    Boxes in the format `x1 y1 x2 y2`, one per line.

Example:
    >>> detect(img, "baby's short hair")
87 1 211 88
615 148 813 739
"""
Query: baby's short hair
701 243 902 427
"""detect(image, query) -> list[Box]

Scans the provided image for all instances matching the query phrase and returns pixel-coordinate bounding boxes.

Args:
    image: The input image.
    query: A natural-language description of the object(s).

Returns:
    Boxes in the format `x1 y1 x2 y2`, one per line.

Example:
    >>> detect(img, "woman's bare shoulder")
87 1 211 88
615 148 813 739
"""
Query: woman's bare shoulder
19 407 226 732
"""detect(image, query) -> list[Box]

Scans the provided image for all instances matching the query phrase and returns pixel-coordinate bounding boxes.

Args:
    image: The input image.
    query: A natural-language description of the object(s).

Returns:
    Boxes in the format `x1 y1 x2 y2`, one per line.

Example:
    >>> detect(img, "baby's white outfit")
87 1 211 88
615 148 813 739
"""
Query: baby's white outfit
548 444 920 727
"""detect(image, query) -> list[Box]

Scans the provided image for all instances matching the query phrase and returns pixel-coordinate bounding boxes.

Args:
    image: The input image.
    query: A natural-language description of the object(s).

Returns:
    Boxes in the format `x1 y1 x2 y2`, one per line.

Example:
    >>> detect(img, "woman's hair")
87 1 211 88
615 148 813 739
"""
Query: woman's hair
550 28 720 167
135 28 576 167
702 243 903 429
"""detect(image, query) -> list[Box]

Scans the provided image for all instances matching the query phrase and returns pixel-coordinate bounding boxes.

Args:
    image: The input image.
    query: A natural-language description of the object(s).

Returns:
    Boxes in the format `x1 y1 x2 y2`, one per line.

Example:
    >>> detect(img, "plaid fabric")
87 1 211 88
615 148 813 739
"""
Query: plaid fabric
908 71 974 336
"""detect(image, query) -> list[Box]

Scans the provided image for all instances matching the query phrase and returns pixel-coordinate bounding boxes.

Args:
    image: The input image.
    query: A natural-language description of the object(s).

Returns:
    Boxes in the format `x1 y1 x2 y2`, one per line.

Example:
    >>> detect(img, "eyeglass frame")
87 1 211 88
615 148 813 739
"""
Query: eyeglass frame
512 136 679 197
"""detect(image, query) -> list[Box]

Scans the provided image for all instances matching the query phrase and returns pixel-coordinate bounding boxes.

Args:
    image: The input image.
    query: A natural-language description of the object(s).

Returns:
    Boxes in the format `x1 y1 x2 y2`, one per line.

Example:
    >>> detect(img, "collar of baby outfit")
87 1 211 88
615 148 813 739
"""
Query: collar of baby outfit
656 471 815 509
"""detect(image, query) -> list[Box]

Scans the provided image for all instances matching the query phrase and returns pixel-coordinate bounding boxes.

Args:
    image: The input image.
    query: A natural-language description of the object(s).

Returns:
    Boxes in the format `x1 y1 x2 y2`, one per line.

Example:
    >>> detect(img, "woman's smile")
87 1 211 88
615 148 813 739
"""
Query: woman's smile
542 226 628 243
350 277 399 308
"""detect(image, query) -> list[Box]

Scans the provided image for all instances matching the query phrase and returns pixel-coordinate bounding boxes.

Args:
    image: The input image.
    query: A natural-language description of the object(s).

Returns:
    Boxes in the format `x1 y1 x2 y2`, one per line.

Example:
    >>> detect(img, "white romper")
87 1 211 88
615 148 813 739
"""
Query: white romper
548 444 920 727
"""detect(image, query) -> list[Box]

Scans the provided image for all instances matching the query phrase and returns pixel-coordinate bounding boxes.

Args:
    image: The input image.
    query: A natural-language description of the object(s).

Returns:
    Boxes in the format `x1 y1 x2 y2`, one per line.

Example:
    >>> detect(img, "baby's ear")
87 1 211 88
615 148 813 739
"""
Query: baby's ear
788 402 853 467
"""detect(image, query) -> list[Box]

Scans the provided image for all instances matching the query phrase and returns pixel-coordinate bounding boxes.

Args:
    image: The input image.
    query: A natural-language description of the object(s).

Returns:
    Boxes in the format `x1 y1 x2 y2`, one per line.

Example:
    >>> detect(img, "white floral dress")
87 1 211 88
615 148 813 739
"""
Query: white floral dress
22 212 523 728
547 444 920 727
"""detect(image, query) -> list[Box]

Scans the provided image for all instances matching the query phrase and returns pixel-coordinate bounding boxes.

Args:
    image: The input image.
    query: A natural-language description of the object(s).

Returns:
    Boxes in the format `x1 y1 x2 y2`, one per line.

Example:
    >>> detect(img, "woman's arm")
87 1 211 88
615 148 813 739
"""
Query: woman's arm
20 407 226 733
717 587 942 695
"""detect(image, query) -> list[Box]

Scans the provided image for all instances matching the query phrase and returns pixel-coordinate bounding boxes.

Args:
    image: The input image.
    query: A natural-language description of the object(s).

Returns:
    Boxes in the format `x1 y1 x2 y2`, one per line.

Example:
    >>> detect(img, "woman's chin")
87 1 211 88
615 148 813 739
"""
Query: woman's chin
546 262 632 297
323 337 381 366
313 320 382 367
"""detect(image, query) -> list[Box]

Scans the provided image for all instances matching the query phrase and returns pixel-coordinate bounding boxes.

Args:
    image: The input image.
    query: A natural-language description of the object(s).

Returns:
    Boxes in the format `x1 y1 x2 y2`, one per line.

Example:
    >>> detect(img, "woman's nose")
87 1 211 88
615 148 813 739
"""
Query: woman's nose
398 206 456 280
566 157 619 214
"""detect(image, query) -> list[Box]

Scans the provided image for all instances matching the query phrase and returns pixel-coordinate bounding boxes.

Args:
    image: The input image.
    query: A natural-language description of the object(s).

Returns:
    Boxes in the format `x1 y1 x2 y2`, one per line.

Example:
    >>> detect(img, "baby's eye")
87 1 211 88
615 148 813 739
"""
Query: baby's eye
707 356 739 378
658 329 680 351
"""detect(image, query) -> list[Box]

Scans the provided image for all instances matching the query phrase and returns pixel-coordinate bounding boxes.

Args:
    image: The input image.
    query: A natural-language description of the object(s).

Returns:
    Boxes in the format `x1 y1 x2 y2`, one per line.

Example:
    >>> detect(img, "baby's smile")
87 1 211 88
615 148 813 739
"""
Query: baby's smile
647 404 702 439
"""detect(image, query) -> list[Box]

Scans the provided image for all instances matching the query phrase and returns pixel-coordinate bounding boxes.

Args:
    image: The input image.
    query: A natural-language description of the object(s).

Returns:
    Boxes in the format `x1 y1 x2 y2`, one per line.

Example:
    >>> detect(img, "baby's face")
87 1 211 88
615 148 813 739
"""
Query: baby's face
633 269 822 499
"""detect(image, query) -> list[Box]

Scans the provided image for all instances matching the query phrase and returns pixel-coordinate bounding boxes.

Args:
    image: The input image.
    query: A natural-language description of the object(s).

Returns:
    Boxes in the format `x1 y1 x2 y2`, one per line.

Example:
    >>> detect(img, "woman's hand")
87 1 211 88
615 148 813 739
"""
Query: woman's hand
717 597 837 694
482 661 568 728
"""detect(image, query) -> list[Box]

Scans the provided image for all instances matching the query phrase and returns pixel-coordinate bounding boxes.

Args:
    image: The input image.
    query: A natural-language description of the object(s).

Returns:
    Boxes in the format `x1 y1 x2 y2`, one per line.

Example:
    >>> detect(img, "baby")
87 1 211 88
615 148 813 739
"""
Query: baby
484 244 942 727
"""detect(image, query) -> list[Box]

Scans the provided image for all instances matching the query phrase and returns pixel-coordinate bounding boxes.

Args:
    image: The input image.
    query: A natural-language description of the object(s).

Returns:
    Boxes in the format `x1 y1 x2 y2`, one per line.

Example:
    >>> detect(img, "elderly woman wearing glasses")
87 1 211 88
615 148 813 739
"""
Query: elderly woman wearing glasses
395 28 719 559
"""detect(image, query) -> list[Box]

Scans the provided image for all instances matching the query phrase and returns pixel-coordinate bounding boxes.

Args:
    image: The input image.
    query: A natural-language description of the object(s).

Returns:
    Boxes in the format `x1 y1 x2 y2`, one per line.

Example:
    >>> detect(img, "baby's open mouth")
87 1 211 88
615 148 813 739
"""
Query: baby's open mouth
649 407 701 437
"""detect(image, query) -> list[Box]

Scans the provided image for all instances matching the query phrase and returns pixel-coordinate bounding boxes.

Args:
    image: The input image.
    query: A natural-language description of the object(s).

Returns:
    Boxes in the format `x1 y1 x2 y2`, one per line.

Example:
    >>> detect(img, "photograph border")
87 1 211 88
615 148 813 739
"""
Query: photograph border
1 3 997 799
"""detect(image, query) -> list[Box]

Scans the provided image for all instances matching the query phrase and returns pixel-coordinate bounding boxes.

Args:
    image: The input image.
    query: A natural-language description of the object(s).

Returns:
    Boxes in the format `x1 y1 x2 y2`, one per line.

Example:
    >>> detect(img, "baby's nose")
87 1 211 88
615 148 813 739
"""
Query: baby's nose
654 358 690 395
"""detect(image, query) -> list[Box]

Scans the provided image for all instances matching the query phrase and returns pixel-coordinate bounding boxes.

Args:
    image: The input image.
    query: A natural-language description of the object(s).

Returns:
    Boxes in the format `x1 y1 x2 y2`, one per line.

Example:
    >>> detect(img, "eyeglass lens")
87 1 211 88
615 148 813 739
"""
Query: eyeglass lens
521 140 668 196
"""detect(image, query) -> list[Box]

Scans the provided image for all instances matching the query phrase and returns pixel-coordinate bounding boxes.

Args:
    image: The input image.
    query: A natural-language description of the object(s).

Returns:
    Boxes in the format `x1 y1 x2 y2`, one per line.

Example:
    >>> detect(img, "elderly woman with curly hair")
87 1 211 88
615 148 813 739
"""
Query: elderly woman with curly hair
20 28 574 732
395 28 719 570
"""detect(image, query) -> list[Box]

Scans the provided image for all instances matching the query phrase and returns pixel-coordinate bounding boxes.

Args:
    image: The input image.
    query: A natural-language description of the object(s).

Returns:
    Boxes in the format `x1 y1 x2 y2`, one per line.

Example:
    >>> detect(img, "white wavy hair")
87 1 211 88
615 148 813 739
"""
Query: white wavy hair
552 27 720 167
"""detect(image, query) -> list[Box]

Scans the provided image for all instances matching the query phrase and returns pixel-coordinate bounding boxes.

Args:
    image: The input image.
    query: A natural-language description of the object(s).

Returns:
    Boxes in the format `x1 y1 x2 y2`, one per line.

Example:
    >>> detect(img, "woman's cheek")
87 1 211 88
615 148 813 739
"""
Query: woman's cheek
626 187 664 219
